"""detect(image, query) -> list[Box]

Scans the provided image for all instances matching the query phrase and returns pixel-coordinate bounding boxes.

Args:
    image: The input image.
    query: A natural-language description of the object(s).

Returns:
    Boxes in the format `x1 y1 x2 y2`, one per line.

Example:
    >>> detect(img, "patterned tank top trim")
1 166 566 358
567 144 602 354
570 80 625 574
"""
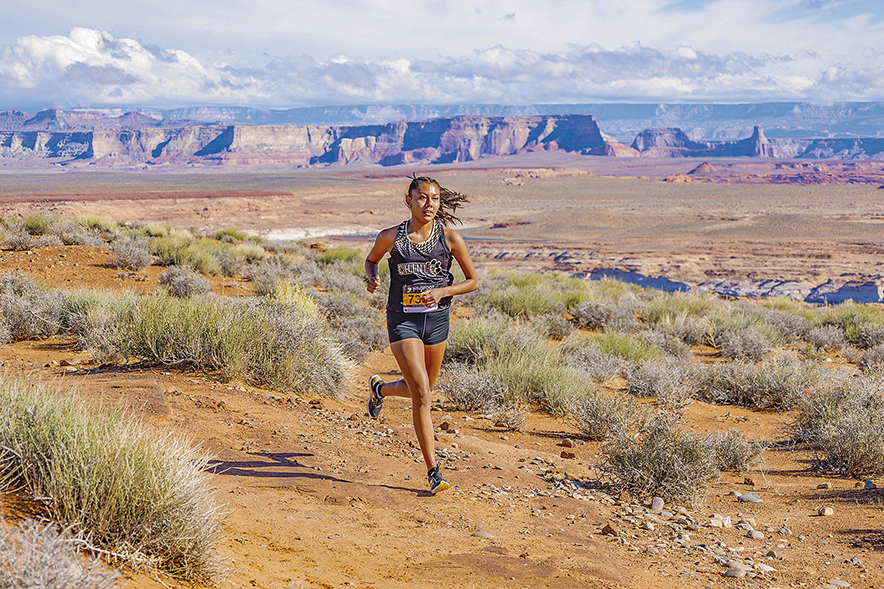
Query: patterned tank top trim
395 219 441 257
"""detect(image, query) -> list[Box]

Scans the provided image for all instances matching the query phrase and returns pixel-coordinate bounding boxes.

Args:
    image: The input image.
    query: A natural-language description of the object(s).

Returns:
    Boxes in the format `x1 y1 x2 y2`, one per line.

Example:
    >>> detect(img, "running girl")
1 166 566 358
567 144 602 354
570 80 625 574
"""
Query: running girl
365 176 478 494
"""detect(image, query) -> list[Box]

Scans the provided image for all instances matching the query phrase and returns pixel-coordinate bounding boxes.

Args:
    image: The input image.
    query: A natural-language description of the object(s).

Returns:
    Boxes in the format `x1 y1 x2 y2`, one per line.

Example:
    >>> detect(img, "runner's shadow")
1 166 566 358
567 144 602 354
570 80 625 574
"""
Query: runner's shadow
207 452 348 484
207 452 433 495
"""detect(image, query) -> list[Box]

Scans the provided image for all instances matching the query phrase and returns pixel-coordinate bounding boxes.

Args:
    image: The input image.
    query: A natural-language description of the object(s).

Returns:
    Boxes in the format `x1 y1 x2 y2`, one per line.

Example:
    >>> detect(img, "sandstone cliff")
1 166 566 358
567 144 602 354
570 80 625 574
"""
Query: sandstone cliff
0 114 608 166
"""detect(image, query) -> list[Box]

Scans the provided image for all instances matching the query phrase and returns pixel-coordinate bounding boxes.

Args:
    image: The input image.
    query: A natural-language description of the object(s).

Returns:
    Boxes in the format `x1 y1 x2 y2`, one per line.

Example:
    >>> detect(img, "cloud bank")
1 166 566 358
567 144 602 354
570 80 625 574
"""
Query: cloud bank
2 0 884 111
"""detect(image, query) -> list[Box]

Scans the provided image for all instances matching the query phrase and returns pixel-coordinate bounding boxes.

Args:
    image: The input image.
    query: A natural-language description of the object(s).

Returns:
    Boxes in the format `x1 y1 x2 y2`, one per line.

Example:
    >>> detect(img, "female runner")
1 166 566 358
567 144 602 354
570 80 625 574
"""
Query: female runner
365 176 478 494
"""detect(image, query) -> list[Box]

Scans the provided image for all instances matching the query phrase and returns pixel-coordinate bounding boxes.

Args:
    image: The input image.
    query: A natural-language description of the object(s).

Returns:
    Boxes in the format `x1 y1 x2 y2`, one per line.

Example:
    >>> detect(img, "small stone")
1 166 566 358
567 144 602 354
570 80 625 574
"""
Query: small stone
864 480 877 490
642 521 656 531
744 476 755 486
817 482 832 489
755 563 776 573
723 568 746 578
738 492 762 503
560 451 576 459
645 547 659 555
471 530 494 539
618 490 631 503
819 507 835 516
827 580 850 588
748 530 765 540
779 526 792 535
766 549 783 559
439 421 451 430
601 523 620 537
561 438 574 448
651 497 665 512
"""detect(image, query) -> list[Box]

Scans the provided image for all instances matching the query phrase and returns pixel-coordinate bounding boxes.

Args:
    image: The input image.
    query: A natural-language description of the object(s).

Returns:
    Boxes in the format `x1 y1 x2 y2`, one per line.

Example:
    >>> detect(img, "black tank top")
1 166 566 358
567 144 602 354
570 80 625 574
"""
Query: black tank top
387 219 454 313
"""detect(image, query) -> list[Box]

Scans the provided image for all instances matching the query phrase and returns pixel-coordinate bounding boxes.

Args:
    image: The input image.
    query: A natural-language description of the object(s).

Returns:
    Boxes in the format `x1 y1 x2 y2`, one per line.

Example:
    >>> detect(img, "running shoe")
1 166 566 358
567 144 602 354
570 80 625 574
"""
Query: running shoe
428 466 450 494
367 374 384 418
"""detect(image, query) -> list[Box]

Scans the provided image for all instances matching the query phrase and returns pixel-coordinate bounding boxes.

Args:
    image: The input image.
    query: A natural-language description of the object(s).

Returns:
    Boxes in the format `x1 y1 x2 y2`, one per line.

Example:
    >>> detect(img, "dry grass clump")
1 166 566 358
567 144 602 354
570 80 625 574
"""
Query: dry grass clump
3 226 33 251
791 375 884 476
600 413 718 506
151 230 223 276
638 290 719 325
697 356 822 411
561 335 624 382
702 429 768 472
439 361 510 413
111 233 154 270
0 377 221 581
158 265 212 298
0 518 118 589
567 389 645 441
0 272 67 341
716 327 771 361
805 324 847 351
858 322 884 349
570 299 640 332
625 357 698 411
533 311 573 340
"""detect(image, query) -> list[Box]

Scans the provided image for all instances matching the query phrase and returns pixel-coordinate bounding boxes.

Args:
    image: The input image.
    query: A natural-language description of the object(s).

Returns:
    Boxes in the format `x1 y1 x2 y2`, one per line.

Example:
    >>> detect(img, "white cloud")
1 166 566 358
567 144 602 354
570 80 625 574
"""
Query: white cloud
1 0 884 109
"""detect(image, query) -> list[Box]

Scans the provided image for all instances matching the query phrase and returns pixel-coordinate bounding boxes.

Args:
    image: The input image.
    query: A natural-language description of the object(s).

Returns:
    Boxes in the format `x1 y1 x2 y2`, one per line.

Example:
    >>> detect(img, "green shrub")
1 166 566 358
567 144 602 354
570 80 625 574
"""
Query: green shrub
638 290 718 325
445 313 582 413
0 376 220 580
152 234 223 275
233 242 270 262
22 212 58 235
482 283 565 318
317 246 363 265
116 287 349 395
819 301 884 344
76 214 118 234
213 228 249 242
593 331 662 363
601 413 718 506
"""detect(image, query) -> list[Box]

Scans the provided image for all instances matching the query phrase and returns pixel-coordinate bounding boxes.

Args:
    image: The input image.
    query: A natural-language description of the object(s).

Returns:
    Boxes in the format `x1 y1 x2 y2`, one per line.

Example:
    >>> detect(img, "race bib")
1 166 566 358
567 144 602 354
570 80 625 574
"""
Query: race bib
403 287 437 313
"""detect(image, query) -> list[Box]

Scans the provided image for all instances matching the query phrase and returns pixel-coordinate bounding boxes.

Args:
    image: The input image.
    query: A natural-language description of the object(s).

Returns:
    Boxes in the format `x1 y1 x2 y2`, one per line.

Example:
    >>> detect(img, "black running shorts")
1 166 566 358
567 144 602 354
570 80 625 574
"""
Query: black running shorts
386 310 450 346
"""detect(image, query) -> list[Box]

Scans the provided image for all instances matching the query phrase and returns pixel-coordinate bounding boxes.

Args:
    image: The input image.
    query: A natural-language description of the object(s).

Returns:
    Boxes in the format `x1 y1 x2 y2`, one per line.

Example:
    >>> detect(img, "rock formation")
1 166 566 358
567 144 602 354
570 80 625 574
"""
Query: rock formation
630 125 777 158
0 113 609 166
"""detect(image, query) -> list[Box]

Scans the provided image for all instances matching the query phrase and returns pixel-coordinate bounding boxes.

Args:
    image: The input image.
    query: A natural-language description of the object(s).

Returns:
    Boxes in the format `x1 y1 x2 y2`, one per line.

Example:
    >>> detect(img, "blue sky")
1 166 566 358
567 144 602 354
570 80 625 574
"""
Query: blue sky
1 0 882 110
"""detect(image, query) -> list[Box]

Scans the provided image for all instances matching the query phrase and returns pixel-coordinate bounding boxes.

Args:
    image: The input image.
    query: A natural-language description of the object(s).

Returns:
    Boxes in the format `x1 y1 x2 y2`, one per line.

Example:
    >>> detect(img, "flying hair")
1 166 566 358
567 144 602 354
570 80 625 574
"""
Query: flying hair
406 174 469 226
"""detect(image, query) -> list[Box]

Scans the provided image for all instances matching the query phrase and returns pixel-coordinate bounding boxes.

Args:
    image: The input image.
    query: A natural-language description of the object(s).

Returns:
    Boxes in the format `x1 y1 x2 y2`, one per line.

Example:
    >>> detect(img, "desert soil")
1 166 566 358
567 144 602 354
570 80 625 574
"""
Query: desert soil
0 155 883 589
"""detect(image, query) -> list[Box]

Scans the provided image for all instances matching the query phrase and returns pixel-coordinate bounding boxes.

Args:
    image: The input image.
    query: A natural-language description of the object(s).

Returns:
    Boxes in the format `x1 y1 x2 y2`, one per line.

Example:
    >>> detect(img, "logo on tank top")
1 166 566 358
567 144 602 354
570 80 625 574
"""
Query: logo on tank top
397 258 442 278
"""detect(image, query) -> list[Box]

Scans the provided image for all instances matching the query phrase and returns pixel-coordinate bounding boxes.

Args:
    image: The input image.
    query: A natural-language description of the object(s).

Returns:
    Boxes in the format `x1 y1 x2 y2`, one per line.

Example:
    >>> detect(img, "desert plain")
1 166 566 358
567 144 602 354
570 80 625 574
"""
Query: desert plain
1 153 884 589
